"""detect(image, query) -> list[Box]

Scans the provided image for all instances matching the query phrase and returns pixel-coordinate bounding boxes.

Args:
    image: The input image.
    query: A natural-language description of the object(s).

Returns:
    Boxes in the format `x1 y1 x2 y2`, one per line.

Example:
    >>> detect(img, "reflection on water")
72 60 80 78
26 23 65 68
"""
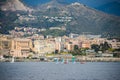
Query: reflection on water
0 62 120 80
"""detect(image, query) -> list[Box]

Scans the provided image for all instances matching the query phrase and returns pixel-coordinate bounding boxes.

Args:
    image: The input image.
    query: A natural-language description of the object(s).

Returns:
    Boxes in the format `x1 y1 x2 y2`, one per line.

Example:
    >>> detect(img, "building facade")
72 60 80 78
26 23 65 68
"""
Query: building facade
33 40 55 56
10 38 32 58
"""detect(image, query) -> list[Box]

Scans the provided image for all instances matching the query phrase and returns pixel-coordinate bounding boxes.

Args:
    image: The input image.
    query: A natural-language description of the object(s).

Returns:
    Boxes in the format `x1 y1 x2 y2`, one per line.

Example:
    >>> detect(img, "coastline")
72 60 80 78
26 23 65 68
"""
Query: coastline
0 57 120 62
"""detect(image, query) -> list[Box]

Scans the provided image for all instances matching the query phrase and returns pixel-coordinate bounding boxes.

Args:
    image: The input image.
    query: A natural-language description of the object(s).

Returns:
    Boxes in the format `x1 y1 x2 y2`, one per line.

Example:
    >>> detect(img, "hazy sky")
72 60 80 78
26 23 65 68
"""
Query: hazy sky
23 0 120 7
78 0 120 7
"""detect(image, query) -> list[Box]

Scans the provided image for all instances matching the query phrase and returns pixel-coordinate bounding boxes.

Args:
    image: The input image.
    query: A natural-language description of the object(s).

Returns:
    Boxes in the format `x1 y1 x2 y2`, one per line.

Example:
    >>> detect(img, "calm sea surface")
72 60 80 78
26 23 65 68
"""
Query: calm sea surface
0 62 120 80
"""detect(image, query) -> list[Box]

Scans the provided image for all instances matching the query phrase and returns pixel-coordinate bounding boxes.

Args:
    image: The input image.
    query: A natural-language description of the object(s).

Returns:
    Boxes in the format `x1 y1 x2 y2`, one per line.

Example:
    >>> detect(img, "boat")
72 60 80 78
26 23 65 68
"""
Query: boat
72 56 76 64
80 61 85 64
56 58 59 64
54 58 59 64
64 59 69 64
11 57 15 63
61 58 64 64
80 56 86 64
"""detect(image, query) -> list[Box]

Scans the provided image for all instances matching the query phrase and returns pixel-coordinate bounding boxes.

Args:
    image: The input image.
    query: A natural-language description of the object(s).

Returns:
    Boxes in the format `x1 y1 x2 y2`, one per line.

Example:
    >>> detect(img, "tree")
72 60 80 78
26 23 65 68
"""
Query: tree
55 50 59 54
70 48 87 56
100 42 111 52
74 45 79 50
91 44 99 52
104 42 111 50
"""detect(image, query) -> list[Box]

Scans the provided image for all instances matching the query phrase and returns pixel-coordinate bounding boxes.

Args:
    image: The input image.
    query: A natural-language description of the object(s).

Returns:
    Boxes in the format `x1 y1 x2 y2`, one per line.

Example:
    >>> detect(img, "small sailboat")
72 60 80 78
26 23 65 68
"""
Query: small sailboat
54 58 59 64
80 56 86 64
80 61 85 64
56 58 59 64
64 59 69 64
72 56 76 64
61 58 64 64
11 57 15 63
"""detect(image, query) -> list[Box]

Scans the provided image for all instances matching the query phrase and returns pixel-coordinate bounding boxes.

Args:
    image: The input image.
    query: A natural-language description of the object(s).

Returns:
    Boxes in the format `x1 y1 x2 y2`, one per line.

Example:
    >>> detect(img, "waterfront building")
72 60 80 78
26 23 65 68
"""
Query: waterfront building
55 37 64 52
33 40 55 56
65 42 74 51
55 42 62 52
0 35 13 56
91 38 106 45
0 35 12 50
82 41 91 48
70 39 82 48
10 38 32 58
107 39 120 49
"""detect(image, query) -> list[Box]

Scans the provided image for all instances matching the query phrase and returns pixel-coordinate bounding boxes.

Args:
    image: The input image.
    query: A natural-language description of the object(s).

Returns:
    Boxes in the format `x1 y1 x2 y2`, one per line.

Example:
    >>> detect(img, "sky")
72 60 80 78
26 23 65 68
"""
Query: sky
78 0 120 7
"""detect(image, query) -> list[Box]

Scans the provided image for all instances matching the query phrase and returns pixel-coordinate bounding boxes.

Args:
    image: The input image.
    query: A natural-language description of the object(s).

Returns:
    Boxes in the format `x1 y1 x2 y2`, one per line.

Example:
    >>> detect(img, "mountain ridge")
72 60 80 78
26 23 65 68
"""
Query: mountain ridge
0 0 120 37
22 0 120 16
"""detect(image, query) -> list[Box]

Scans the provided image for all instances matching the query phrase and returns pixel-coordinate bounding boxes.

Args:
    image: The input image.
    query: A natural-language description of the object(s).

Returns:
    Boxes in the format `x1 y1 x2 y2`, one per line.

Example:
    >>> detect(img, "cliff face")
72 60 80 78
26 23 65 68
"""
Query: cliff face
0 0 30 11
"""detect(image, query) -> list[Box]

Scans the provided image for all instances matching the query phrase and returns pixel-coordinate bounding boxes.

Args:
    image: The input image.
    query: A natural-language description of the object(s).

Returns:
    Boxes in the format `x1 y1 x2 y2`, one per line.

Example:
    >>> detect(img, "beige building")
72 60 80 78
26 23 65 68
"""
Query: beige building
107 39 120 49
0 36 12 50
65 42 74 51
10 38 32 58
91 38 106 45
55 42 62 52
0 35 13 55
33 40 55 56
55 37 65 52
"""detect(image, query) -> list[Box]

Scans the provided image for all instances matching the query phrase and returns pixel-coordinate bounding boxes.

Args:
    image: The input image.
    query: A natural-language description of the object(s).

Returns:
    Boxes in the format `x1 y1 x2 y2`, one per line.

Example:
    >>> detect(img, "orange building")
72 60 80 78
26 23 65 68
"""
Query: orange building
82 42 91 48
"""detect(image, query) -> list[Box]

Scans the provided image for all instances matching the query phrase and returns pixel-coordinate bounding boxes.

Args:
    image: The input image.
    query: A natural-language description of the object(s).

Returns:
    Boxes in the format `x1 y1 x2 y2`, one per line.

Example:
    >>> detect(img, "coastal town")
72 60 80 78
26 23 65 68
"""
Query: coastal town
0 26 120 62
1 1 120 80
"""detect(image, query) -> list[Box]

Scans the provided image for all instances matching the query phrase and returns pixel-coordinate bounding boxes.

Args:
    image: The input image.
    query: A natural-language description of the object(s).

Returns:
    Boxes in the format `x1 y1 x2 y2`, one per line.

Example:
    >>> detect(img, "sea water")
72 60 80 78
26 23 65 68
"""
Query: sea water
0 62 120 80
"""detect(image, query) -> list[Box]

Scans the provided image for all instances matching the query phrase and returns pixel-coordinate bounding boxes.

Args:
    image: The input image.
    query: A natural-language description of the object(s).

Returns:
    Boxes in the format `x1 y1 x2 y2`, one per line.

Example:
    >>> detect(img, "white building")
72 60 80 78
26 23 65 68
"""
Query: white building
33 40 55 56
108 39 120 49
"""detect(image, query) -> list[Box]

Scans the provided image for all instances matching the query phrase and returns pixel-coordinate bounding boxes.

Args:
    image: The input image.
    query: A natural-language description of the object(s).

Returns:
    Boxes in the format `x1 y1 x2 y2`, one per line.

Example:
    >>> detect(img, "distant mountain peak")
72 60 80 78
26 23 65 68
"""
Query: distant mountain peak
0 0 32 11
71 2 81 6
37 0 67 10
